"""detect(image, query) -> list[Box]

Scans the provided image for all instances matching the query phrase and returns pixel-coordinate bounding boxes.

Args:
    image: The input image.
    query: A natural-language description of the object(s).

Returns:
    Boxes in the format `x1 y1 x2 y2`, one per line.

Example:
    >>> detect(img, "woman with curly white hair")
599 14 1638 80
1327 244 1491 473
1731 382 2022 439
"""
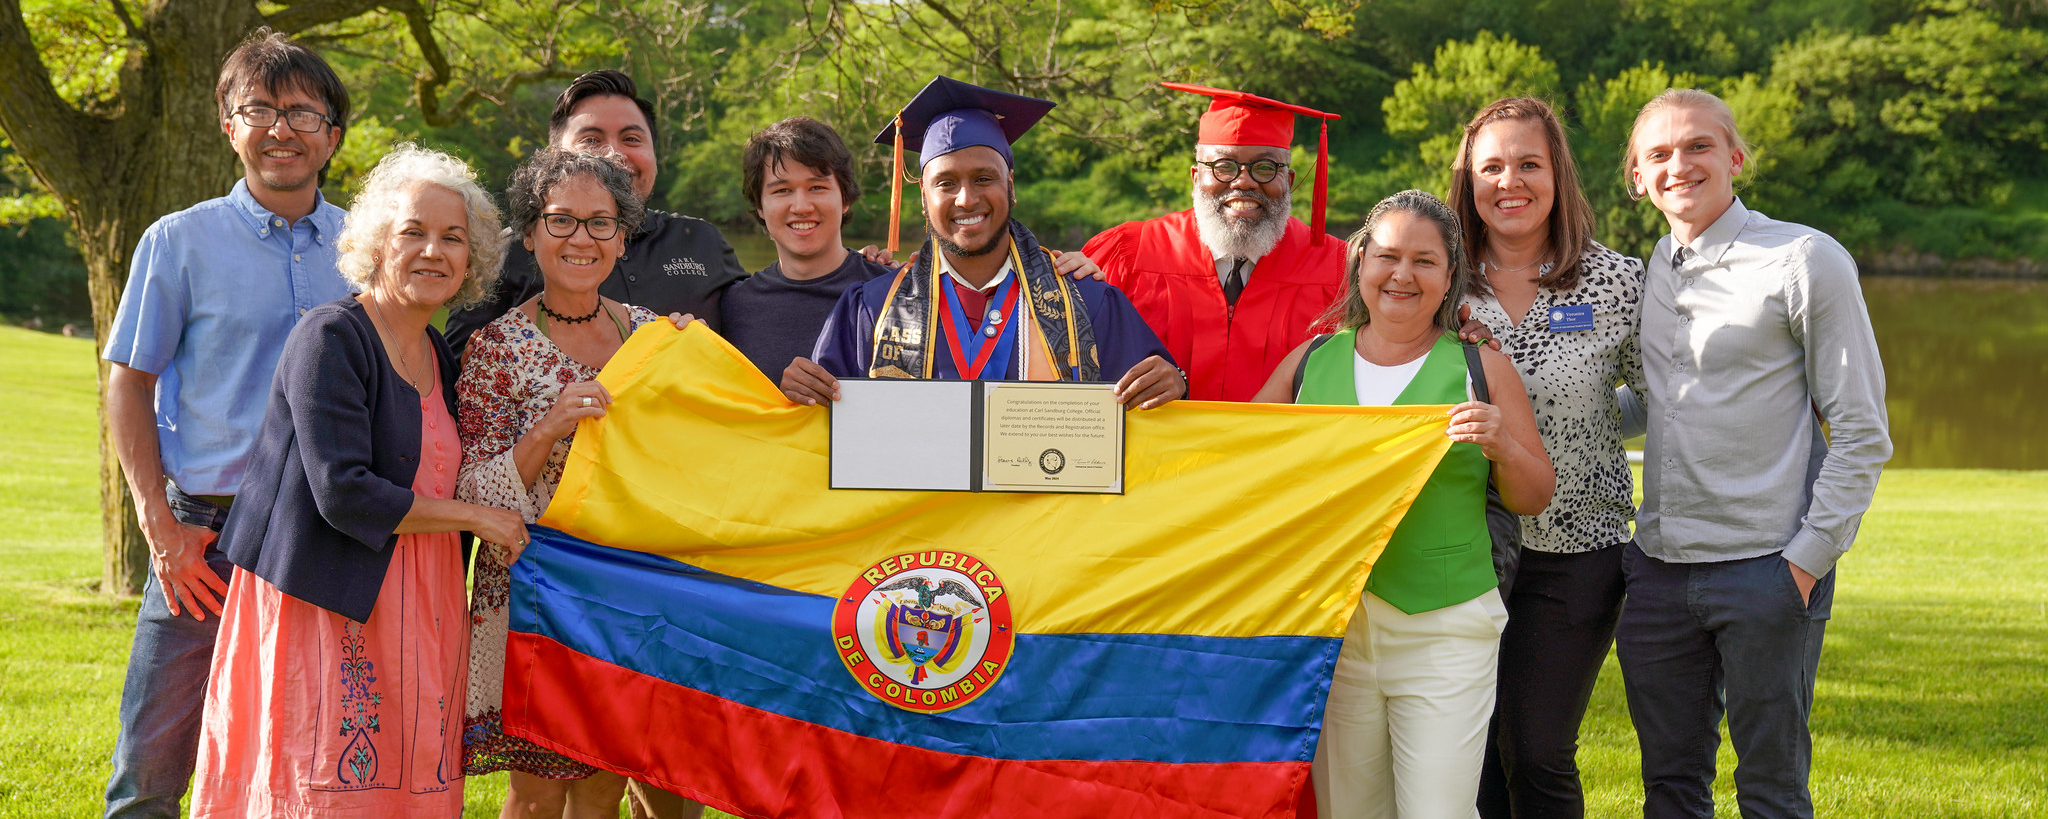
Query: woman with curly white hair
190 143 527 818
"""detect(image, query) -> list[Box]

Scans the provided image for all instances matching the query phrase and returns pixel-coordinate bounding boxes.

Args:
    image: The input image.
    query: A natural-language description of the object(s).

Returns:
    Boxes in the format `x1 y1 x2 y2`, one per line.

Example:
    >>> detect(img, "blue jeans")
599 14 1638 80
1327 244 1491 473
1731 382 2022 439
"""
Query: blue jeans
1615 541 1834 819
104 487 236 819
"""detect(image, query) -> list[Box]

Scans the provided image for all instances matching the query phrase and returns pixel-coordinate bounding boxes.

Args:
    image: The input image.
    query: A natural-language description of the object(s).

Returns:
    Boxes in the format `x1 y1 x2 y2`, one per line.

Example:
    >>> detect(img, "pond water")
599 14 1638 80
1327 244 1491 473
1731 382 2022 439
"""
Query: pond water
1863 277 2048 469
726 231 2047 469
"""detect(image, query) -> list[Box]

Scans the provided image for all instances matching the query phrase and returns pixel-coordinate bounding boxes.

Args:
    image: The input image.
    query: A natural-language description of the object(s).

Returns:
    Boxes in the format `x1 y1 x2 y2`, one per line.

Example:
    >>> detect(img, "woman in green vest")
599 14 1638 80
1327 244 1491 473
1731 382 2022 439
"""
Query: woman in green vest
1253 189 1553 819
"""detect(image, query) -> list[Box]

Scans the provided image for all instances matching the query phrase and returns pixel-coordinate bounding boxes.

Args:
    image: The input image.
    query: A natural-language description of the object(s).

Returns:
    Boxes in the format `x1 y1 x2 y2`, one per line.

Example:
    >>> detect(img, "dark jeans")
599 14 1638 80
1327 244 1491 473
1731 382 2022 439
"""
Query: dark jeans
104 486 235 819
1615 541 1834 819
1478 542 1627 819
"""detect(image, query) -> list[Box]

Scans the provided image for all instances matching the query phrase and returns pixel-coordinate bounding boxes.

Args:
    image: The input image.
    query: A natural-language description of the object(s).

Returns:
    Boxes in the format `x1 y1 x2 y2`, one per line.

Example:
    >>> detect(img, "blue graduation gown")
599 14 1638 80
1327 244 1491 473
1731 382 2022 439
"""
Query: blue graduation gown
810 274 1175 381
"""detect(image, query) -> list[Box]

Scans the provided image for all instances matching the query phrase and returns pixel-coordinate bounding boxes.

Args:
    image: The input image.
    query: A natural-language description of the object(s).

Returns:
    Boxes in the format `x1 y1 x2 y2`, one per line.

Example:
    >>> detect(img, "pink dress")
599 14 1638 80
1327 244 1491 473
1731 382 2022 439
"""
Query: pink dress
192 375 471 818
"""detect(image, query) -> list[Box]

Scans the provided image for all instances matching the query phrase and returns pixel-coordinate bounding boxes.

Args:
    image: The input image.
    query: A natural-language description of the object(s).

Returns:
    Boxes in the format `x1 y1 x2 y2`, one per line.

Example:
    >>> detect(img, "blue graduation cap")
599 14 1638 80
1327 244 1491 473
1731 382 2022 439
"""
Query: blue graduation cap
874 76 1056 170
875 76 1057 250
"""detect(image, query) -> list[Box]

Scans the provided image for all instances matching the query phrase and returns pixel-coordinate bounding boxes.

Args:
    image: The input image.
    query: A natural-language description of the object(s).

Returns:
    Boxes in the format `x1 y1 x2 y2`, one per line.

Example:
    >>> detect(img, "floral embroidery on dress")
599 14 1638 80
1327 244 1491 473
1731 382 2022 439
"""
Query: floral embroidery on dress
435 695 451 786
336 619 382 785
455 303 658 778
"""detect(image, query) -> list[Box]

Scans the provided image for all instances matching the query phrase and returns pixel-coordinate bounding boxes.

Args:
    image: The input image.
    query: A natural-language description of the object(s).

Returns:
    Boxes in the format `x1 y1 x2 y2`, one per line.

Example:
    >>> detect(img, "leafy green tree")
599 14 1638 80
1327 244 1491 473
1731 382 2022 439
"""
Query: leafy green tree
1772 9 2048 204
666 0 1388 243
0 0 599 594
1570 62 1696 258
1740 7 2047 254
1378 32 1559 195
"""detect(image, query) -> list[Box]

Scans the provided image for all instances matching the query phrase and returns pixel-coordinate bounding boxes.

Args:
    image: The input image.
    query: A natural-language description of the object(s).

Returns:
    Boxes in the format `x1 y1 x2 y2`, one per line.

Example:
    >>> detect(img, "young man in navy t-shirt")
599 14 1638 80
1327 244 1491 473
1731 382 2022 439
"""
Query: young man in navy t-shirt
720 116 894 380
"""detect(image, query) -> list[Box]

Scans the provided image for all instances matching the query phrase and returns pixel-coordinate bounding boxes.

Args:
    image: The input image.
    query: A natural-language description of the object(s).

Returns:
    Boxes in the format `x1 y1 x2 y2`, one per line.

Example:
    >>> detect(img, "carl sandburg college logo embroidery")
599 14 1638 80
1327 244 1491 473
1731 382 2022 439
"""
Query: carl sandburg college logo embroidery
832 551 1014 713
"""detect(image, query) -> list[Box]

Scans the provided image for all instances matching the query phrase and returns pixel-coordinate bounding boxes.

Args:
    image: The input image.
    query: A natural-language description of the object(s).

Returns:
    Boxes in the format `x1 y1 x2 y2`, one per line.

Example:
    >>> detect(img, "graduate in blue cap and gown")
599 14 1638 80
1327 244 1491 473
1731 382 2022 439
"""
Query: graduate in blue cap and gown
781 77 1185 407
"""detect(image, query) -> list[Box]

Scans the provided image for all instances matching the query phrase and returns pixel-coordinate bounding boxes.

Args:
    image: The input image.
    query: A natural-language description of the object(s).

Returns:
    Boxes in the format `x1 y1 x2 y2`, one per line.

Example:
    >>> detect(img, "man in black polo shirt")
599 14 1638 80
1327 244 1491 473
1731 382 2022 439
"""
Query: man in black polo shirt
445 70 746 355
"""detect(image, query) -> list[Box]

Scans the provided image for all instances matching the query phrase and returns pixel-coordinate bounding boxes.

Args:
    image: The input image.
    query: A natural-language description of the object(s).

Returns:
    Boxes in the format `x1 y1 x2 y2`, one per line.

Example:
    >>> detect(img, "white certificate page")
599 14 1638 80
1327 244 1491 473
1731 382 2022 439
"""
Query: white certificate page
829 379 974 491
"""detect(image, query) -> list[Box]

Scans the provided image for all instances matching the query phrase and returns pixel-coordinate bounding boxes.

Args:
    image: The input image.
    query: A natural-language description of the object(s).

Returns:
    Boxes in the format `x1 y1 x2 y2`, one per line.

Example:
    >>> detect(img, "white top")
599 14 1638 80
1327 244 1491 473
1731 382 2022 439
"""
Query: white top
1351 350 1429 406
1462 242 1645 554
1348 342 1476 406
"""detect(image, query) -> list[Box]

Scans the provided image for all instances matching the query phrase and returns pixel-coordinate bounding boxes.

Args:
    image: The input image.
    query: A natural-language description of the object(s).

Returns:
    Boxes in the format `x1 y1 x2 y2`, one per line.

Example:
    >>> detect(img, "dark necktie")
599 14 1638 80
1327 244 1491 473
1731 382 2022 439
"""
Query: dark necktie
1223 258 1248 306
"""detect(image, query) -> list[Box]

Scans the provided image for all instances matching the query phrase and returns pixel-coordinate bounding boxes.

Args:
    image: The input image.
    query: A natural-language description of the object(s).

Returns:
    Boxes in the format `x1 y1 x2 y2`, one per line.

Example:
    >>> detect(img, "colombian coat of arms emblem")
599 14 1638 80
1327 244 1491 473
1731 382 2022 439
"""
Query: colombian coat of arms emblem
832 551 1014 713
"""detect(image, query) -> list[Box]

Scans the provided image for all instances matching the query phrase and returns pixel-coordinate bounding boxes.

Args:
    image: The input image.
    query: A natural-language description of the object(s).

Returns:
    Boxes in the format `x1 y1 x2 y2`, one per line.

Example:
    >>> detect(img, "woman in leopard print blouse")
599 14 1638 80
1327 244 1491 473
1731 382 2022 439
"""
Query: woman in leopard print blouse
1448 97 1646 819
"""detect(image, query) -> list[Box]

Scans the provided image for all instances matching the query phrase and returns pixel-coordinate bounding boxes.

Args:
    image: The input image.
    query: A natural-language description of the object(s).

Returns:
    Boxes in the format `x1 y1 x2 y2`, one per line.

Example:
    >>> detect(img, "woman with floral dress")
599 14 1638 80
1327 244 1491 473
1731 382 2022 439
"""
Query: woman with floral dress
456 149 695 819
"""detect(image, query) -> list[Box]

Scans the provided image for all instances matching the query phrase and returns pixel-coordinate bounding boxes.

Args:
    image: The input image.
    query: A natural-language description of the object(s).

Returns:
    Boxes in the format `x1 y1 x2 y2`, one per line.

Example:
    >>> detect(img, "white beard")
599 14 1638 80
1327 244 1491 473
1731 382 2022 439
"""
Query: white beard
1193 186 1290 261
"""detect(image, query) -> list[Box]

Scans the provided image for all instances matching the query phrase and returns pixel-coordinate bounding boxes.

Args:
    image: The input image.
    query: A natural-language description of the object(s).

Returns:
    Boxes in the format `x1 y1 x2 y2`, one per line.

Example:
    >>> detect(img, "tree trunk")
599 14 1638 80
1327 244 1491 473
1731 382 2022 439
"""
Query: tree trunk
0 0 257 595
97 341 147 594
3 0 565 594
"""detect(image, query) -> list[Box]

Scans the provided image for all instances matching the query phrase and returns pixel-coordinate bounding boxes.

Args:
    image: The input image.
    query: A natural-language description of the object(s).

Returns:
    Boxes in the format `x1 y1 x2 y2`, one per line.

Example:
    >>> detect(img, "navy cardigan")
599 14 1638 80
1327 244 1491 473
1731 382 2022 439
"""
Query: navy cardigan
218 297 462 623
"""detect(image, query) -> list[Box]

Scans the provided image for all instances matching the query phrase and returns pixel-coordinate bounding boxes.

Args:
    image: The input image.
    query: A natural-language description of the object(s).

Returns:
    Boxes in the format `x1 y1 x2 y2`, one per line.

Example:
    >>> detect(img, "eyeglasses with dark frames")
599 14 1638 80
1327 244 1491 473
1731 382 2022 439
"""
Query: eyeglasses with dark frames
233 105 334 133
541 214 621 241
1196 158 1289 184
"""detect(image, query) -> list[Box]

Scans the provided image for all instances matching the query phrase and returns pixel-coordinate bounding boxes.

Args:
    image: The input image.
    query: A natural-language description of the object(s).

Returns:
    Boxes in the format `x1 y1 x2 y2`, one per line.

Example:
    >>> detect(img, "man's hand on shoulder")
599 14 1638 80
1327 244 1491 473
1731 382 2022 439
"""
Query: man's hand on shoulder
1048 249 1107 281
857 245 900 270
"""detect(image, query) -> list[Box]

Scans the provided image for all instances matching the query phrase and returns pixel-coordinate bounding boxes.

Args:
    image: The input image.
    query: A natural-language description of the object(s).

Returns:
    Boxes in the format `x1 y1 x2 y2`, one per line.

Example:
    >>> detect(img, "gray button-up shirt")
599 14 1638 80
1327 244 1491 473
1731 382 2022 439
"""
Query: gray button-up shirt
1635 198 1891 577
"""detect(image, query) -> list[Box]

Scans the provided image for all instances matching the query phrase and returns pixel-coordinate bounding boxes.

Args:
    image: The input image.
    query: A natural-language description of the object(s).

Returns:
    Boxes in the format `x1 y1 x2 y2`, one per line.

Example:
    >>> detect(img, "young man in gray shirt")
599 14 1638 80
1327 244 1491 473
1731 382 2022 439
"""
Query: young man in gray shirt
1617 89 1891 819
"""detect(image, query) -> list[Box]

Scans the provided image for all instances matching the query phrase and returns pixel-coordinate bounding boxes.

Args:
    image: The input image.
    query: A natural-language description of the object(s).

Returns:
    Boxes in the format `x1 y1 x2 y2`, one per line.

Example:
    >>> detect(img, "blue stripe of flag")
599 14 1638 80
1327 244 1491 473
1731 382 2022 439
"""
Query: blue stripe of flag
509 528 1336 765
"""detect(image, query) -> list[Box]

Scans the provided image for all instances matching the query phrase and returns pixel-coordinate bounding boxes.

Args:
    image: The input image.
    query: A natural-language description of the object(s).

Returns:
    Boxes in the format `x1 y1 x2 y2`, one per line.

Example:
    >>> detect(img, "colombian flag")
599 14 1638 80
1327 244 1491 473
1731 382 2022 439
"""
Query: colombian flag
501 323 1454 818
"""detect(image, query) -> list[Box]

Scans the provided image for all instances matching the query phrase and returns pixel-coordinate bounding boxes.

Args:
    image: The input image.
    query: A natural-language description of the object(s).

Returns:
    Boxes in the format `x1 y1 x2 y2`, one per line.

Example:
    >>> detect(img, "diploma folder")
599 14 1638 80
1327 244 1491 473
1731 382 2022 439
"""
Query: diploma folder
828 379 1124 494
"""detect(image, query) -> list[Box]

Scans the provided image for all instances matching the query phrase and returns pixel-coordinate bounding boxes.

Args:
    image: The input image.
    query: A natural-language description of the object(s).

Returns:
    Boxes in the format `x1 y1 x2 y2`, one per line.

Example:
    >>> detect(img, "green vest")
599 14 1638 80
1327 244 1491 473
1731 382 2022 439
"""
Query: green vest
1297 328 1495 614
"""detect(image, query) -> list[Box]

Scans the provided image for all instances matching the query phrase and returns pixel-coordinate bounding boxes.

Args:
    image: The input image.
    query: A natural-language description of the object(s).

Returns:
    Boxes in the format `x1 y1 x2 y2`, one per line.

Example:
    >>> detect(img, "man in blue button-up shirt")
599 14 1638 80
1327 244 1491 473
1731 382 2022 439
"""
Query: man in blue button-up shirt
1616 89 1890 819
97 30 353 819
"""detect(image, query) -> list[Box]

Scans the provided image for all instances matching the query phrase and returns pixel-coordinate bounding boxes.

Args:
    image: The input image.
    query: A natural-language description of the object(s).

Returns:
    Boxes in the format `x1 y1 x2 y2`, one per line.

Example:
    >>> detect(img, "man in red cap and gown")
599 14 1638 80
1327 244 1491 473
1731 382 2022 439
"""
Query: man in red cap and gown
1082 84 1346 402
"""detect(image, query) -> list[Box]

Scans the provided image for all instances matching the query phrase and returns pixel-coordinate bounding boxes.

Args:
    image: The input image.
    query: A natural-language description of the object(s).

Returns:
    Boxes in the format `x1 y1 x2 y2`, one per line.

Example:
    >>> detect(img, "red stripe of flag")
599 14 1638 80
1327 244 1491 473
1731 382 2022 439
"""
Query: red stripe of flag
502 631 1313 819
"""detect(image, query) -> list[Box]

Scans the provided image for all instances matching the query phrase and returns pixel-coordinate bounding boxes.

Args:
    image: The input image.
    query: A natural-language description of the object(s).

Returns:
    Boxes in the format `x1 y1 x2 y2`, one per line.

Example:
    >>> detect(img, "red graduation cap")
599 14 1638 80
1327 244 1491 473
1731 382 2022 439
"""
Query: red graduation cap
1162 82 1342 245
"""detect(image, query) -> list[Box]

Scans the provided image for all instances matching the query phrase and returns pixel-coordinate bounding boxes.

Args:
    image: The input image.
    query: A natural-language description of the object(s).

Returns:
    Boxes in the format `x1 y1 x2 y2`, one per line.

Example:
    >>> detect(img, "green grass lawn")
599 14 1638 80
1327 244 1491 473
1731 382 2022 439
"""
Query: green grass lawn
1 324 2042 817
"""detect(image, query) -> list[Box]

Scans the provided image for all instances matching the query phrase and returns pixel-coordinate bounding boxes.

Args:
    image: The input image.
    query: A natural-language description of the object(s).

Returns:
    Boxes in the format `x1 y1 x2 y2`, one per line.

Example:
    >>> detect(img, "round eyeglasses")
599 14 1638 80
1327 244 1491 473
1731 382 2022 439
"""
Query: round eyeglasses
541 214 621 241
1196 158 1288 184
234 105 334 133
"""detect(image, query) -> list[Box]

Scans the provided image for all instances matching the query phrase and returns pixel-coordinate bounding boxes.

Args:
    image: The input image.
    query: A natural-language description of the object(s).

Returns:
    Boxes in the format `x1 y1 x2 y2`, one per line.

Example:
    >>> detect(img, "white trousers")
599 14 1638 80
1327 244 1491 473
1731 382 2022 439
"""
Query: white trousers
1313 588 1508 819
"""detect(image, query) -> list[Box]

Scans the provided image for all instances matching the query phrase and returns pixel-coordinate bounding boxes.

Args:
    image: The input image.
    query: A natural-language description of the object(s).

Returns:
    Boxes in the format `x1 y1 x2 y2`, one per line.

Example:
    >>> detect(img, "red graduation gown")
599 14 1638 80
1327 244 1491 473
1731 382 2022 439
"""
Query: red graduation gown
1084 209 1346 401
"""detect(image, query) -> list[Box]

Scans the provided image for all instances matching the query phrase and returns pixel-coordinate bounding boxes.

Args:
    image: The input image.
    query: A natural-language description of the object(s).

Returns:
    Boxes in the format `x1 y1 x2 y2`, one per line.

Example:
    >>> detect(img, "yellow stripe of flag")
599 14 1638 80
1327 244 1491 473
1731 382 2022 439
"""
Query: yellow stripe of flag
541 322 1452 640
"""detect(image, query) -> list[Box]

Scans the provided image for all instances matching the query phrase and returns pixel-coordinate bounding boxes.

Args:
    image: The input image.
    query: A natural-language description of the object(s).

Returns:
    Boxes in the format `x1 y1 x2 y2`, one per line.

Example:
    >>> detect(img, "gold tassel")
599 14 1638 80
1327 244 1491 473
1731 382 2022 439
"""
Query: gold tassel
888 114 904 253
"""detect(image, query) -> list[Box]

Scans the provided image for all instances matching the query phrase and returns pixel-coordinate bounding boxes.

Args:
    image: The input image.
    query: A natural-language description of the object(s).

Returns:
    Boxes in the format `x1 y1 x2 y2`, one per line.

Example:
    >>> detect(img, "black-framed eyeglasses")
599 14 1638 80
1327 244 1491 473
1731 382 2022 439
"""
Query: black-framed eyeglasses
541 214 621 241
233 105 334 133
1197 158 1288 184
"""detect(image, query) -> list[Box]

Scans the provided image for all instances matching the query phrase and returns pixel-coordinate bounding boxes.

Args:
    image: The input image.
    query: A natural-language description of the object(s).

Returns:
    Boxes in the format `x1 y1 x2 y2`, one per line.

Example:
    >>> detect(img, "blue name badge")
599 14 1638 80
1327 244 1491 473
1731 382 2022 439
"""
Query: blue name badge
1547 304 1595 332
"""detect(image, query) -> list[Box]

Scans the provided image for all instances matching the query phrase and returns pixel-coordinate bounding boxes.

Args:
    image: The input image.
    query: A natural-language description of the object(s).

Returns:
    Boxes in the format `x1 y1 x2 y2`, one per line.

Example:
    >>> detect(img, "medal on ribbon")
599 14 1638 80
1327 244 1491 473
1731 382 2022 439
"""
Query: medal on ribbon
938 276 1020 379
